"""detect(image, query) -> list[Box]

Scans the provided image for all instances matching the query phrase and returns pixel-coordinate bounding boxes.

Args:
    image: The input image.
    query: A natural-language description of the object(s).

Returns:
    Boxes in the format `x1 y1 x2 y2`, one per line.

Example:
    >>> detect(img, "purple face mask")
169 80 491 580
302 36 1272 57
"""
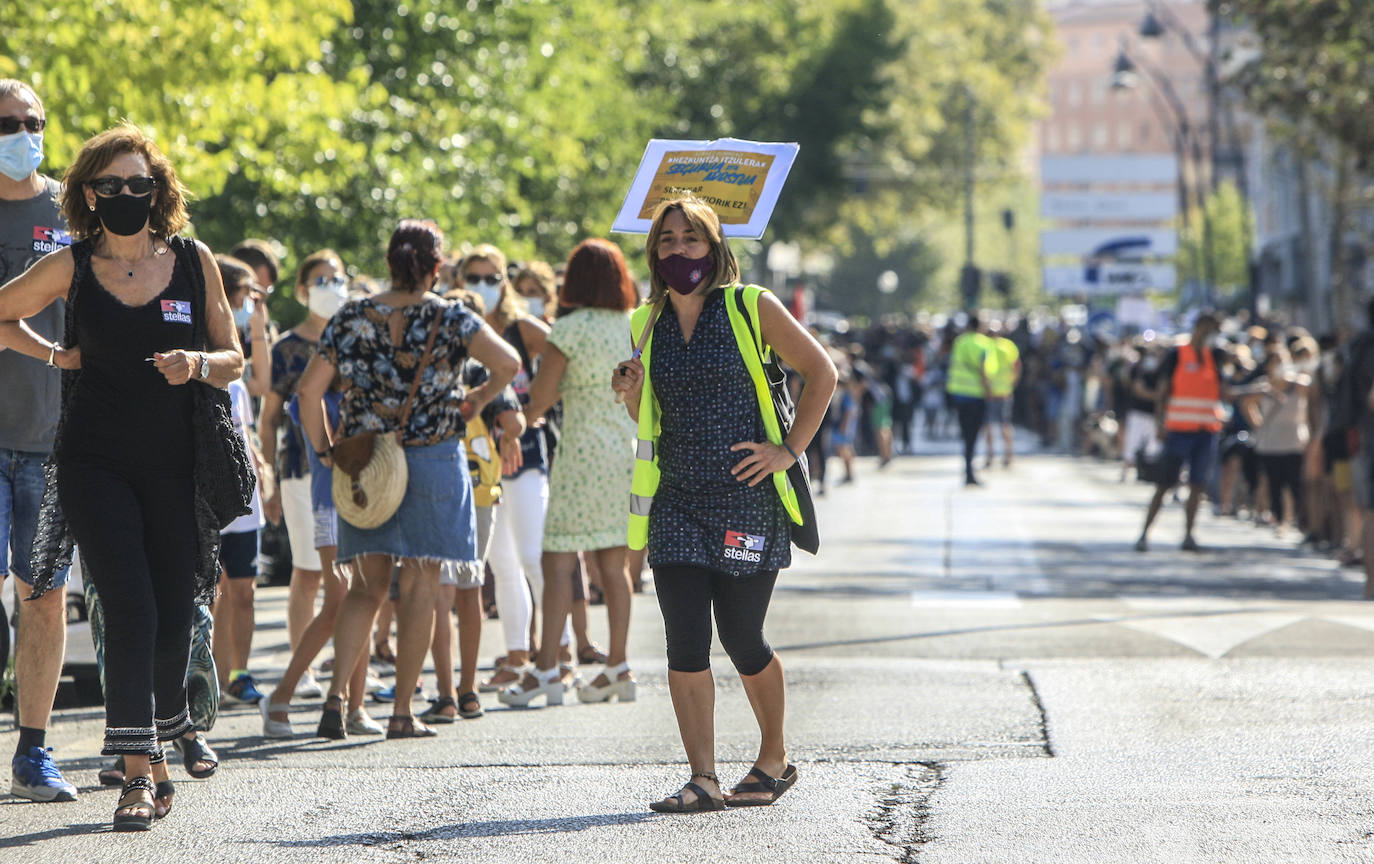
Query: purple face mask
656 253 714 296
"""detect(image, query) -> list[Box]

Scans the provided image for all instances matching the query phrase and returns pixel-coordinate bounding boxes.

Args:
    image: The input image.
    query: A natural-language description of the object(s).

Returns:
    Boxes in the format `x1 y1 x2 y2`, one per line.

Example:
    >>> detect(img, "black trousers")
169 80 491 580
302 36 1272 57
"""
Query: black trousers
58 460 197 755
954 397 987 478
1260 451 1304 525
653 565 778 676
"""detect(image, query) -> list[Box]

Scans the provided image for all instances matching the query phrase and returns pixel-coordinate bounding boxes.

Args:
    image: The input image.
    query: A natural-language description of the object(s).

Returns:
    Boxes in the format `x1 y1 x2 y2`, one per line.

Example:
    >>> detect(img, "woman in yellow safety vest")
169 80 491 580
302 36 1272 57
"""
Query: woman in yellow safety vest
611 196 837 813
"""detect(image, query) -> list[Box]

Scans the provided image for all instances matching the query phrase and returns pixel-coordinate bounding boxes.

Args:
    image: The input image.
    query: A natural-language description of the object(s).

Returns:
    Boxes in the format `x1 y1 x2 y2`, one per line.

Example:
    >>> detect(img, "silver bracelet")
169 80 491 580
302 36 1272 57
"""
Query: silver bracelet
46 343 57 368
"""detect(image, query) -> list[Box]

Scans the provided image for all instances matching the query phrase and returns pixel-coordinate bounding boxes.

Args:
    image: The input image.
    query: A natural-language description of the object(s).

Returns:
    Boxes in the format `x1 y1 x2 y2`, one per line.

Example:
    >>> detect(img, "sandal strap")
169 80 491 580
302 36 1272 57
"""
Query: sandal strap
430 696 458 709
533 666 561 684
122 776 156 796
683 781 711 801
740 766 780 791
601 661 631 678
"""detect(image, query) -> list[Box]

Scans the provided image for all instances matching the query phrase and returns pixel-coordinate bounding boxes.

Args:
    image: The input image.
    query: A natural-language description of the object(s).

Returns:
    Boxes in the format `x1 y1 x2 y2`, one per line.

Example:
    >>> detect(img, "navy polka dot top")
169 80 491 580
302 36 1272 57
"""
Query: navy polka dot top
647 289 792 576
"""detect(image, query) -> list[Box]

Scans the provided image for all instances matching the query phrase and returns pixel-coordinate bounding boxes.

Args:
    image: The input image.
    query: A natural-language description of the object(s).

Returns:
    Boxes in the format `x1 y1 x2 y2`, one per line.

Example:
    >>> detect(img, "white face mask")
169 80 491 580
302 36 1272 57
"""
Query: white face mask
524 296 545 319
308 276 348 320
475 283 502 312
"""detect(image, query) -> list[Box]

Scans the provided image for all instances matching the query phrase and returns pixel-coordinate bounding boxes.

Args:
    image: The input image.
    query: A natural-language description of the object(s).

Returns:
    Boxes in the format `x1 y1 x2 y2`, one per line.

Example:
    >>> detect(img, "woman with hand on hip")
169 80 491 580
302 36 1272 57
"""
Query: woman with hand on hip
611 197 836 813
0 124 244 830
297 220 518 740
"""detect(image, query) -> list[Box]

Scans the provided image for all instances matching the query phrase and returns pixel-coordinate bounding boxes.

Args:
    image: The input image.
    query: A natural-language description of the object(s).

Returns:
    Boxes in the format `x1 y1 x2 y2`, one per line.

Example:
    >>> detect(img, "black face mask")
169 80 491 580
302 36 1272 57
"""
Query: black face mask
94 193 153 236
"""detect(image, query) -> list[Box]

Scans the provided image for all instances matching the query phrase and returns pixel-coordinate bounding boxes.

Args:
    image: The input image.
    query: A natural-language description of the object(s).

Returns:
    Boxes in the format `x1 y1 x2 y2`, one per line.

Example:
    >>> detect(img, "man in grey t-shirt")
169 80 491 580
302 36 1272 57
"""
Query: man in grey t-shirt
0 80 77 803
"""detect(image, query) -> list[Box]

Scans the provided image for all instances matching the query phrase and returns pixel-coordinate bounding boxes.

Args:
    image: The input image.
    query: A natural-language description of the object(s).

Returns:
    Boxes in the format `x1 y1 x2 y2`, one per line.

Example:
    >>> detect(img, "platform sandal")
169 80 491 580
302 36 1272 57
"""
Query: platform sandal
113 776 156 832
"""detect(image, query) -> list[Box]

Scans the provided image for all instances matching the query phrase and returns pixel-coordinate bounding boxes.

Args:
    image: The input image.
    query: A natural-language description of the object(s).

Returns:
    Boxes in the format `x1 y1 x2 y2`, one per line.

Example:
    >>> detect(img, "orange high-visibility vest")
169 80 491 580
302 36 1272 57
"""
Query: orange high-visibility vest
1164 343 1224 433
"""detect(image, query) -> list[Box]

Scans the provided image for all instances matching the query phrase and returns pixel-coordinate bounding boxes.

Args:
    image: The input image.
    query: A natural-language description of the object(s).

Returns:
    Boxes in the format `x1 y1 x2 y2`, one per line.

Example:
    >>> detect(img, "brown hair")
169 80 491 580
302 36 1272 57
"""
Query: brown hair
216 255 256 302
60 124 190 241
295 249 344 292
387 220 445 292
231 239 280 287
644 196 739 304
561 239 637 312
514 261 557 305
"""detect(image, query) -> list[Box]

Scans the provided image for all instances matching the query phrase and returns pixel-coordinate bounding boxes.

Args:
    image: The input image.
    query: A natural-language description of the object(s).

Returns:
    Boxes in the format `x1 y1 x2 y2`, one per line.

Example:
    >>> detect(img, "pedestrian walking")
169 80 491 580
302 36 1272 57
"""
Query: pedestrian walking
298 220 518 739
0 78 78 805
610 197 837 812
0 123 245 830
1253 343 1312 534
945 315 996 485
499 238 639 708
984 323 1021 468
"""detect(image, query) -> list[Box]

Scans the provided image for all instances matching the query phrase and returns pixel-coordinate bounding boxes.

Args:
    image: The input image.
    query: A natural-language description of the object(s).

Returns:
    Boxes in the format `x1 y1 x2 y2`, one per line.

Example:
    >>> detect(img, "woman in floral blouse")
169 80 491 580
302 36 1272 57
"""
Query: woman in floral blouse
296 220 519 739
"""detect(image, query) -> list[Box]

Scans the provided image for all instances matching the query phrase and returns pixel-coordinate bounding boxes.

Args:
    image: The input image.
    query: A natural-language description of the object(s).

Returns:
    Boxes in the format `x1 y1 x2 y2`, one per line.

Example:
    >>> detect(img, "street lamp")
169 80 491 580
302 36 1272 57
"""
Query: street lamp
1110 40 1214 304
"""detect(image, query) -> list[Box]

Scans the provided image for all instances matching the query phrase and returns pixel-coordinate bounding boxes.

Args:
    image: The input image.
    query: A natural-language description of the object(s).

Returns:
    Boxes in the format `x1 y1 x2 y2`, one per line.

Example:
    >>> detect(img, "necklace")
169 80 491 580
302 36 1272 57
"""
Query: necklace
106 238 165 278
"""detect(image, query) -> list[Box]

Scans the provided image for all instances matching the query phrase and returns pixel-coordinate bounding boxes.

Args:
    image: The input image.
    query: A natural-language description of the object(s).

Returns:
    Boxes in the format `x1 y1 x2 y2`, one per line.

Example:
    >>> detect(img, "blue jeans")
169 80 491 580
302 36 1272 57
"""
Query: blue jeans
1 448 68 588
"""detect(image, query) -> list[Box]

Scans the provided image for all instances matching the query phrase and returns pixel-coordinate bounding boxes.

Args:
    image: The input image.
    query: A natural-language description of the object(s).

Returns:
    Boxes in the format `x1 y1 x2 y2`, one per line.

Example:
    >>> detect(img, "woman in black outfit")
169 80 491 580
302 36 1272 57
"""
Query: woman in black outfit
611 197 836 813
0 125 242 831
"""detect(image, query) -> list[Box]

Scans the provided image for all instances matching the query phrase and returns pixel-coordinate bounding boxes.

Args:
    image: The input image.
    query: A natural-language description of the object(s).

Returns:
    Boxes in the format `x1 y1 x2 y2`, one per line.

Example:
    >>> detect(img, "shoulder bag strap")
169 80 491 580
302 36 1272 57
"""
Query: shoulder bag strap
398 304 444 432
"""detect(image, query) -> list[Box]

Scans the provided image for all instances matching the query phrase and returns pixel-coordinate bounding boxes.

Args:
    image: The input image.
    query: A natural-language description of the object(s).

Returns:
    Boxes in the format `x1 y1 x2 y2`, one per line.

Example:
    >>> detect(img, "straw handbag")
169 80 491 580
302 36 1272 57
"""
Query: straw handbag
331 311 442 529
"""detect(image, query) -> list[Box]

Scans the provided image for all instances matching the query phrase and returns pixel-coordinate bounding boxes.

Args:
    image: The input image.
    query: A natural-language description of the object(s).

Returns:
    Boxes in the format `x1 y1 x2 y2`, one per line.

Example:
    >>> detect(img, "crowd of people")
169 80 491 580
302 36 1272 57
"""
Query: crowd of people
0 80 832 830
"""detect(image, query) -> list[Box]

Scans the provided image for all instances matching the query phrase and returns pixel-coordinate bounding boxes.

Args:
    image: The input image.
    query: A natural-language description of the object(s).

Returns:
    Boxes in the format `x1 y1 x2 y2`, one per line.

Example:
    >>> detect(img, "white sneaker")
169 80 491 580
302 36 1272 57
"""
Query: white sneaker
364 674 385 694
346 708 385 736
296 671 323 699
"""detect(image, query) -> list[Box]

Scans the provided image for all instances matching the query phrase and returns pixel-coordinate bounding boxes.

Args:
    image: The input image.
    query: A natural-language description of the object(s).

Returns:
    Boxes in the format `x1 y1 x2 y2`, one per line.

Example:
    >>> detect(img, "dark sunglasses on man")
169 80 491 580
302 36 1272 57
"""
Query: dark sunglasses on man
464 273 503 287
0 116 45 135
89 175 157 197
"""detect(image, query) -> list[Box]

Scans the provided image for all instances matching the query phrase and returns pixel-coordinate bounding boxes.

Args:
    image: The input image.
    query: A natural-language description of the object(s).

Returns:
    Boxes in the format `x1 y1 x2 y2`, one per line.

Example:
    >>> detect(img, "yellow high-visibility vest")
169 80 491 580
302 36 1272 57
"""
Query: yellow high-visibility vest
945 332 996 398
626 284 803 550
991 336 1020 398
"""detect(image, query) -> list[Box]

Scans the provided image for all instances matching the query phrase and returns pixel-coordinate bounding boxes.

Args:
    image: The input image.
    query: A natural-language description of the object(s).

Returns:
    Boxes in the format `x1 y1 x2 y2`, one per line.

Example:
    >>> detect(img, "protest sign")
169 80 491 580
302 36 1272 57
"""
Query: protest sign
612 138 799 238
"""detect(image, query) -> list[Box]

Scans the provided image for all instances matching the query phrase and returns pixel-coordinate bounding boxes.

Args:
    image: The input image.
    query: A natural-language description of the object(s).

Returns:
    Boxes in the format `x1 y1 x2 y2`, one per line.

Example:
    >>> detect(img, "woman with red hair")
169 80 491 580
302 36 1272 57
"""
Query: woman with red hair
499 239 638 707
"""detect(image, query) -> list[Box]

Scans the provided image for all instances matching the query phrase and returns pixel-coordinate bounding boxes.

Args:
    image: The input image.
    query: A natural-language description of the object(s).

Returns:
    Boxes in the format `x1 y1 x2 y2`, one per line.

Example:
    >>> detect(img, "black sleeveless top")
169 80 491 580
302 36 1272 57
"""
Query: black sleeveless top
647 290 791 575
60 244 195 473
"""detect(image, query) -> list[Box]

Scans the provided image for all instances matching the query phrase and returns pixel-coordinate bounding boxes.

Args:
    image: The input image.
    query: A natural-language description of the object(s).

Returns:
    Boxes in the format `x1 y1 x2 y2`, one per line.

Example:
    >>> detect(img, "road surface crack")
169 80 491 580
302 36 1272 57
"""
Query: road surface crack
867 763 944 863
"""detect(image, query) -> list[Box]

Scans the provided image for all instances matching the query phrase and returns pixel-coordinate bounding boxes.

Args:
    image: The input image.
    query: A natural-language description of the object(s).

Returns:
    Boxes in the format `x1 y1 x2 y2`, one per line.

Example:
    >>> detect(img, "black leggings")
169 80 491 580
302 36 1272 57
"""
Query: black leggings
58 460 197 755
653 565 778 676
954 398 986 478
1260 452 1304 525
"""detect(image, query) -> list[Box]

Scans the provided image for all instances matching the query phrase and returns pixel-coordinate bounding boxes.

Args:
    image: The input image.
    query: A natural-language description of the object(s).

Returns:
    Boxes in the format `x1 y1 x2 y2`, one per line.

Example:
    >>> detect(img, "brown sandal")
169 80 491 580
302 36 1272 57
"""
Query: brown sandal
385 715 438 739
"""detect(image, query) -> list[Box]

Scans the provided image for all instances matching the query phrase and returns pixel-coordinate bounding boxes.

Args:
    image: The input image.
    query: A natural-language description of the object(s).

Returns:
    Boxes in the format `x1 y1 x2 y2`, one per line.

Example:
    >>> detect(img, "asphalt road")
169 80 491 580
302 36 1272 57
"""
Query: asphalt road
3 443 1372 863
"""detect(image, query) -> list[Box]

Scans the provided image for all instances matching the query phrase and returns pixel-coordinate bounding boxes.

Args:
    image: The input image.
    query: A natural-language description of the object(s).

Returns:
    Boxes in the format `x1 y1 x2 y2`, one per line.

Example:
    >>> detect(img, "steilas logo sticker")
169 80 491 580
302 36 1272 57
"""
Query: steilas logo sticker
160 299 192 324
723 529 764 563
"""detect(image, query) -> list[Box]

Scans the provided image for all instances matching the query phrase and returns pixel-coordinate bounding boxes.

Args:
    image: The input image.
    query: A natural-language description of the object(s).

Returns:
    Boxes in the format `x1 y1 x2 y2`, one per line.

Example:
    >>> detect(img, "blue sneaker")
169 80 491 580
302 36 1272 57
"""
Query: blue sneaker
372 684 422 704
11 747 78 802
223 673 264 705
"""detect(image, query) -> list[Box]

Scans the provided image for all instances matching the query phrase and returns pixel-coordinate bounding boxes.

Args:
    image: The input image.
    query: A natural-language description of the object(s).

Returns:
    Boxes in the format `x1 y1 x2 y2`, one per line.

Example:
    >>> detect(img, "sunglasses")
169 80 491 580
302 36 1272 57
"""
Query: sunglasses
89 175 156 197
0 116 45 135
314 275 348 289
464 273 503 287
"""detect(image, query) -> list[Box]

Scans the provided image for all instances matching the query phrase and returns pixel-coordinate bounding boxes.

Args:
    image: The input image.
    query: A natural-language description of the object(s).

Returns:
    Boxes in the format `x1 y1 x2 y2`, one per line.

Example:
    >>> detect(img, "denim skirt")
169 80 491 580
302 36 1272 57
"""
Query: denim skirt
337 437 477 567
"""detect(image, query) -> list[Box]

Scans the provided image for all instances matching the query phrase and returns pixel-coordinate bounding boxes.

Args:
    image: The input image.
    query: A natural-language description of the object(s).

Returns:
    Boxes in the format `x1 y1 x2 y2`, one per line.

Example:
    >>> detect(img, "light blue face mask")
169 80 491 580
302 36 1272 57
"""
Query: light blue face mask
234 296 254 329
0 131 43 182
525 296 545 319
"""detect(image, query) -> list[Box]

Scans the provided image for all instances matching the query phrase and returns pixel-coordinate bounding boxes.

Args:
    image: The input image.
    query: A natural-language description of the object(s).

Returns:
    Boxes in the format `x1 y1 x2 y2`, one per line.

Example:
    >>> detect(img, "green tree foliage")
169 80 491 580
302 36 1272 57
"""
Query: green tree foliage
3 0 1050 312
1212 0 1374 164
1177 181 1251 306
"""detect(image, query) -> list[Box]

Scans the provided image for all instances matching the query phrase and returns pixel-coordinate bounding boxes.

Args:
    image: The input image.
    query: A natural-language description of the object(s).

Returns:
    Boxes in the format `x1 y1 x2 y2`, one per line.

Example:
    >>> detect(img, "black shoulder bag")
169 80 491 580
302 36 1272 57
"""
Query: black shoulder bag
178 237 254 527
728 286 820 554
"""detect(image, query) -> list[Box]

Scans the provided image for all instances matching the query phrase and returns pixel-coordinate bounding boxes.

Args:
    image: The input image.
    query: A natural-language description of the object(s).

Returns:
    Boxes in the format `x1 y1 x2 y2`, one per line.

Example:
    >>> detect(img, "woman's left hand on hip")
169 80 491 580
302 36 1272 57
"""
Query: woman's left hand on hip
729 441 794 487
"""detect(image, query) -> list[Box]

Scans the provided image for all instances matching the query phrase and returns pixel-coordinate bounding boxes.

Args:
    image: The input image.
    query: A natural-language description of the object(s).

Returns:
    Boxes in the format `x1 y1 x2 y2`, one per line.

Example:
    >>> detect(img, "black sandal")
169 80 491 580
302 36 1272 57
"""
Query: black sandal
725 764 798 807
98 755 126 787
113 776 156 832
649 774 725 814
418 696 458 724
154 778 174 819
386 715 438 739
317 697 346 740
173 733 218 779
457 692 484 719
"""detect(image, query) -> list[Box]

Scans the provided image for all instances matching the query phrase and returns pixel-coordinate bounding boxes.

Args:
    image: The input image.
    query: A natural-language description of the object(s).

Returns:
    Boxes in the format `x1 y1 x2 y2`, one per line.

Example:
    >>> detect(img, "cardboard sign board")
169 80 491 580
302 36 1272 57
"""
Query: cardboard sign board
612 138 799 238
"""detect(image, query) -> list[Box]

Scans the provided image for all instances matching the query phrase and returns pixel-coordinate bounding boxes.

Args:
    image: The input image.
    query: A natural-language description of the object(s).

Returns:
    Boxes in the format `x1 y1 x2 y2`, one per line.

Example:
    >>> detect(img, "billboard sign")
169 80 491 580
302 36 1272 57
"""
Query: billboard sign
1040 191 1177 222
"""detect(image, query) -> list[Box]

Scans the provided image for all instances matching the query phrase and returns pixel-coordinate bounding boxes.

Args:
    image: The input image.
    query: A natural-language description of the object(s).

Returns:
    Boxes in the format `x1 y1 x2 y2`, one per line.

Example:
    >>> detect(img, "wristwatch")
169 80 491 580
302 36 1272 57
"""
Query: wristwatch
198 352 211 381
